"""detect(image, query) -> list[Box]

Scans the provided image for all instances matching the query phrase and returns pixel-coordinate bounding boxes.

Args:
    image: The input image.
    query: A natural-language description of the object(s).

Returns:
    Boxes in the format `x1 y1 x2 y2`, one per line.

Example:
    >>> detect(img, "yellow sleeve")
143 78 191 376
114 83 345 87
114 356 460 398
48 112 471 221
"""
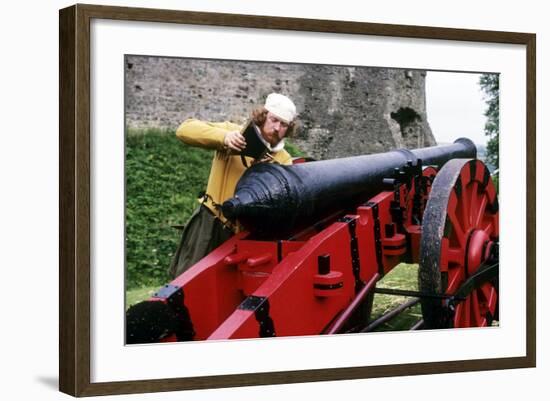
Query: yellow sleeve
273 149 293 165
175 118 241 150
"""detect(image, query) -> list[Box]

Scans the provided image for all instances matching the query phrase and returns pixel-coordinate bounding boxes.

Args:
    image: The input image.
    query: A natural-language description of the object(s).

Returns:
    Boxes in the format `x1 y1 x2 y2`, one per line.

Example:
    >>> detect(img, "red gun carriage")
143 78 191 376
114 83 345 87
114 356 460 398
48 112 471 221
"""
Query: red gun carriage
127 138 499 343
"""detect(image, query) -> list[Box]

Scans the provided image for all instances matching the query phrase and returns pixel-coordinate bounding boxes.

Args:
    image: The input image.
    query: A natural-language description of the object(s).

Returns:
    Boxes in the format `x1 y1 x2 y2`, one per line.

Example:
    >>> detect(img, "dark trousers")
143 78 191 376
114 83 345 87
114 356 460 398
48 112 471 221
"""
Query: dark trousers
168 205 234 278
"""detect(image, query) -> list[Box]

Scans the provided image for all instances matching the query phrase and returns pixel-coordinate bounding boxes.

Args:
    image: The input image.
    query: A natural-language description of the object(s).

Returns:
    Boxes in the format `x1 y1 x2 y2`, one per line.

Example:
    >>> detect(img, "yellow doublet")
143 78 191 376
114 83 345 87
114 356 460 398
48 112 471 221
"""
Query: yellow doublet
176 118 292 229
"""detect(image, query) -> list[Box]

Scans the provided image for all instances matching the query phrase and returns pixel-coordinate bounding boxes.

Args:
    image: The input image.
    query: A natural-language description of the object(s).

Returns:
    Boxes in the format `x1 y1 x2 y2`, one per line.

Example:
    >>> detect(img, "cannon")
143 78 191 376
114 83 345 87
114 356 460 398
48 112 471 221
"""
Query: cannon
126 139 499 344
222 138 477 236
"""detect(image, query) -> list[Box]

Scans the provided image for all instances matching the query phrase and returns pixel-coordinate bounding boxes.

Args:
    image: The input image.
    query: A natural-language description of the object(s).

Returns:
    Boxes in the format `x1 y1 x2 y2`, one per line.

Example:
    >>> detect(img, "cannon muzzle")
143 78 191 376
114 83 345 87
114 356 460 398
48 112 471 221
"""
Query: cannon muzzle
222 138 476 237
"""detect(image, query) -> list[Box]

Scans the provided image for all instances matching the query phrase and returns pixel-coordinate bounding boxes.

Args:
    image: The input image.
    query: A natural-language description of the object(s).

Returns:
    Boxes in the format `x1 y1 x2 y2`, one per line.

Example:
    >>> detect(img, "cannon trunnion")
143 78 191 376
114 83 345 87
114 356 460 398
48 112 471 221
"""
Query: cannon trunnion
126 139 498 344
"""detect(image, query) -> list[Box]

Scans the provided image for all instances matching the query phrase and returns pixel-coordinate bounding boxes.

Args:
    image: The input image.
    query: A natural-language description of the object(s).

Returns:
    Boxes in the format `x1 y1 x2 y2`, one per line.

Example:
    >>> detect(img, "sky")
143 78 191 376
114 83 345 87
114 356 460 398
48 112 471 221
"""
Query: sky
425 71 489 146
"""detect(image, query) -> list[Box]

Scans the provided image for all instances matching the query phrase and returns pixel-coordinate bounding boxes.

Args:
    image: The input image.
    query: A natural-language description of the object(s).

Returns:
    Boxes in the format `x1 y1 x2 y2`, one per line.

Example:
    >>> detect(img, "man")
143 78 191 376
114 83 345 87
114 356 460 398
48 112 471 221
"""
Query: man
169 93 298 278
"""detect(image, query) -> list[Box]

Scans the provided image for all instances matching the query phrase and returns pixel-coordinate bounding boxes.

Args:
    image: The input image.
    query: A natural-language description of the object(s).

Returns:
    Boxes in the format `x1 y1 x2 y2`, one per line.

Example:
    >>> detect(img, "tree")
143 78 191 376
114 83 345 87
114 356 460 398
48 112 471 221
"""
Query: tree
479 74 499 171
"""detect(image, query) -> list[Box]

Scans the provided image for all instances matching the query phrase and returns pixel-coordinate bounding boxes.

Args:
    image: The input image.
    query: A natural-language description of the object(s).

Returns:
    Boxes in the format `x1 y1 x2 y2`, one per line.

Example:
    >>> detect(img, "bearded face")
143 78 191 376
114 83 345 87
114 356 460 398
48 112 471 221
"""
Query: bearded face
260 112 289 147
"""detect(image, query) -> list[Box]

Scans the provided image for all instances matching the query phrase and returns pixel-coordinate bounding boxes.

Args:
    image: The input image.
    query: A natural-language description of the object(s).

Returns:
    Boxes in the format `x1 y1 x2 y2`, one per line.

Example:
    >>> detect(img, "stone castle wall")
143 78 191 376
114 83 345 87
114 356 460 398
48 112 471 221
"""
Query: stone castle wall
125 56 435 159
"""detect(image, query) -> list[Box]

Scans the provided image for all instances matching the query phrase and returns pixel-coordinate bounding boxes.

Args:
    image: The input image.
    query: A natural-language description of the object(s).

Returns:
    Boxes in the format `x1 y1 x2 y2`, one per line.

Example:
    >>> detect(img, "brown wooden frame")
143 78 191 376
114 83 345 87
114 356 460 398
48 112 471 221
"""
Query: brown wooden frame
59 3 536 397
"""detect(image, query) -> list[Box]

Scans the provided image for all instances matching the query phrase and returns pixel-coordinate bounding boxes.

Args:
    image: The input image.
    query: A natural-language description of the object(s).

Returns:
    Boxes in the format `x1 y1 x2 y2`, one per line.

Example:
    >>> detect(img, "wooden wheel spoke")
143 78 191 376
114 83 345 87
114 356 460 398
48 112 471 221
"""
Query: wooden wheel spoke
460 190 470 230
473 195 488 229
468 181 479 227
471 291 482 327
478 283 492 302
453 303 463 327
448 209 467 246
446 267 463 294
459 297 471 327
482 221 494 237
480 283 498 315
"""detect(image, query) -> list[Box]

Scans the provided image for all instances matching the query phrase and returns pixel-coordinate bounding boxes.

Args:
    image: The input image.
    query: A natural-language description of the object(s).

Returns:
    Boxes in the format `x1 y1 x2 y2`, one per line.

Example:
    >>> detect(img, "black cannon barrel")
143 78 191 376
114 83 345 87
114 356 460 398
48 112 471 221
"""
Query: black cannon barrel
222 138 476 237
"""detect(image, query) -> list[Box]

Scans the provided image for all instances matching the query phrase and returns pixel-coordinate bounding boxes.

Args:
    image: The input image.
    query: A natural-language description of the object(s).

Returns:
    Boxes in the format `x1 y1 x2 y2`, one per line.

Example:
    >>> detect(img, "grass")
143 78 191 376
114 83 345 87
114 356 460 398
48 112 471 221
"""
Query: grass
126 286 160 307
125 128 213 288
370 263 422 331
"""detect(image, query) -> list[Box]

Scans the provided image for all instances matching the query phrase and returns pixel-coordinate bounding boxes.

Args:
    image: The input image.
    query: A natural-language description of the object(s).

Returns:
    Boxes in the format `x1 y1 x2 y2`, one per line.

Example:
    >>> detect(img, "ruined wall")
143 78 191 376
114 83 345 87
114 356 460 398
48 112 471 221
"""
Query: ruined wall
125 56 435 159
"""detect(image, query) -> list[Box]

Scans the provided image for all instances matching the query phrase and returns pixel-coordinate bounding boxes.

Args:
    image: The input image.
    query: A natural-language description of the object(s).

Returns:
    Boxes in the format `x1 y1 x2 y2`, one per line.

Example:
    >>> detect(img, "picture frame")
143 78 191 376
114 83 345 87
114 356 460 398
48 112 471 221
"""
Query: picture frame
59 3 536 397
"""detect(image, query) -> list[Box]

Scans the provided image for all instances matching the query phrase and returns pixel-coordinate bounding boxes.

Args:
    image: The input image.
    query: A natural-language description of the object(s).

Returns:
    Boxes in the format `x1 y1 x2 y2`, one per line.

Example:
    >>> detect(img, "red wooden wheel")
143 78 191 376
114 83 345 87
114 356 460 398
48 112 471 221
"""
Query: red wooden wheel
419 159 499 329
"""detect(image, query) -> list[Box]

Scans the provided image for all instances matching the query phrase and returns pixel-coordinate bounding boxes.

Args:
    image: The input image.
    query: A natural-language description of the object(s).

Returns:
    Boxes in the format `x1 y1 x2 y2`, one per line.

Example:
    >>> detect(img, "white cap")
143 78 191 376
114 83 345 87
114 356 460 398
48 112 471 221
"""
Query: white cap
264 93 297 123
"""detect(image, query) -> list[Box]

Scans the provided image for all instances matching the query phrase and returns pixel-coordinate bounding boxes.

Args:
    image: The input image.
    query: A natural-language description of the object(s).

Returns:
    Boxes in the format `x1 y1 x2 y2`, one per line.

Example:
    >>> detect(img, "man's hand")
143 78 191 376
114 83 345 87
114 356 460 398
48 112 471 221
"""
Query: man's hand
224 131 246 152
